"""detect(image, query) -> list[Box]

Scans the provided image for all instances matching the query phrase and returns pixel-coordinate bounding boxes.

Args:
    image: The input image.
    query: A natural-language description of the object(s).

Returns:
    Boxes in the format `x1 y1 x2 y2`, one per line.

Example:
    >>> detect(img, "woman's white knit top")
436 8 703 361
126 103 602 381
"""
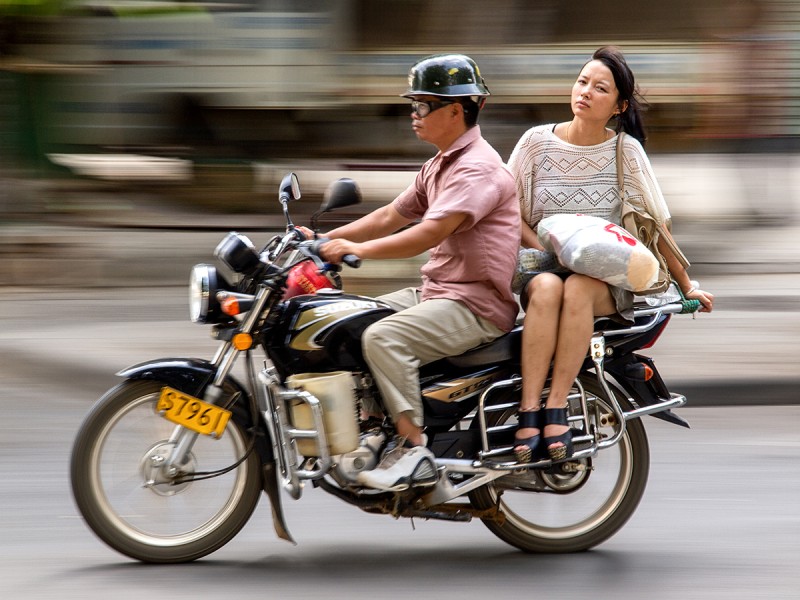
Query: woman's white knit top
507 124 670 230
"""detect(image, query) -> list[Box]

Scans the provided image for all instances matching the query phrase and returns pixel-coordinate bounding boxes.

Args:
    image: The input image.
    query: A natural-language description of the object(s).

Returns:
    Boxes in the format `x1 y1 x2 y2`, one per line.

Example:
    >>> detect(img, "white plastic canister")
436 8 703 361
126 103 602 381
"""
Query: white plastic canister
286 371 360 456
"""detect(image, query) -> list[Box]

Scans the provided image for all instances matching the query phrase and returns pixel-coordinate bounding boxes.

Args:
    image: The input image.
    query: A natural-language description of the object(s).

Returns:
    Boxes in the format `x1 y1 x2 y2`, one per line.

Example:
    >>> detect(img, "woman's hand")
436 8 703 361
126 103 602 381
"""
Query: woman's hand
685 286 714 313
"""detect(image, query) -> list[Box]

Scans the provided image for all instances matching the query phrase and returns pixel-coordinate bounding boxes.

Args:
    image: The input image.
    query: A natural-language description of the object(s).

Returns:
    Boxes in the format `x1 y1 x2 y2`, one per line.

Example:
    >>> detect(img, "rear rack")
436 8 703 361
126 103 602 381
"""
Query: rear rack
473 299 695 470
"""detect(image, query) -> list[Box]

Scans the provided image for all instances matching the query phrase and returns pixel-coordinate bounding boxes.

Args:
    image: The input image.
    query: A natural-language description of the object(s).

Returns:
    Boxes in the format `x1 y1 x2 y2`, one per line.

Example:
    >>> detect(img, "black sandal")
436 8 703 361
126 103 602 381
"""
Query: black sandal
544 407 574 461
513 409 542 463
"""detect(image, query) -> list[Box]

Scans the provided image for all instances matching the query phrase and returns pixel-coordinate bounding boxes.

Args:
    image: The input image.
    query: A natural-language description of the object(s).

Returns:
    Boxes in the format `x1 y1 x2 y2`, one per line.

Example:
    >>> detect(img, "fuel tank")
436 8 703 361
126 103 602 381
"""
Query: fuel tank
263 289 394 376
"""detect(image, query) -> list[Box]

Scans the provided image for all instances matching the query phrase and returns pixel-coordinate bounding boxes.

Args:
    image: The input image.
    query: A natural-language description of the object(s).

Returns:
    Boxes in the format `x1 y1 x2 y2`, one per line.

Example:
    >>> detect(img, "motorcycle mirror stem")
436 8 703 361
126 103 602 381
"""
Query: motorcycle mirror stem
278 172 301 228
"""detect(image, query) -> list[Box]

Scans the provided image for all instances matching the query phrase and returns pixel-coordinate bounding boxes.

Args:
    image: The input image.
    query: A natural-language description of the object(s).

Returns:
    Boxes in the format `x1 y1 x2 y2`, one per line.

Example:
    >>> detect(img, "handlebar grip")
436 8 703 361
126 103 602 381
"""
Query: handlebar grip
309 238 361 268
342 254 361 268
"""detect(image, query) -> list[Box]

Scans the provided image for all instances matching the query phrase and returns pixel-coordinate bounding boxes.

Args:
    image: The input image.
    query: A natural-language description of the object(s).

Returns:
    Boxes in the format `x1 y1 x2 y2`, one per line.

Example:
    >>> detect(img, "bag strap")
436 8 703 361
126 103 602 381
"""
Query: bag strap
615 131 626 198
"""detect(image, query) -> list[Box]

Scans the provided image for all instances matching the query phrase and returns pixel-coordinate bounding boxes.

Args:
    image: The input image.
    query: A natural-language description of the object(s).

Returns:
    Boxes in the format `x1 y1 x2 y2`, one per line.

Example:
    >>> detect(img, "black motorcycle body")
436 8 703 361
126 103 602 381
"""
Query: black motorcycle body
71 173 699 563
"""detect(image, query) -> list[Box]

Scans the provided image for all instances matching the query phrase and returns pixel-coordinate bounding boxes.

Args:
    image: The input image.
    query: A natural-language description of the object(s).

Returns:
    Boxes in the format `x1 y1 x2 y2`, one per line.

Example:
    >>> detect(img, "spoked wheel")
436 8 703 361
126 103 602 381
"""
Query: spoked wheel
71 380 262 563
469 376 649 553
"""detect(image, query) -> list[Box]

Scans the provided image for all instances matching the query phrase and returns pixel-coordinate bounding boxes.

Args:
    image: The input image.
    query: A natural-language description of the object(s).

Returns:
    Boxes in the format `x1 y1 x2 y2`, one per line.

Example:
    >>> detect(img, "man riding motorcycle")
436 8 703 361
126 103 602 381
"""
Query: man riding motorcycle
313 54 521 491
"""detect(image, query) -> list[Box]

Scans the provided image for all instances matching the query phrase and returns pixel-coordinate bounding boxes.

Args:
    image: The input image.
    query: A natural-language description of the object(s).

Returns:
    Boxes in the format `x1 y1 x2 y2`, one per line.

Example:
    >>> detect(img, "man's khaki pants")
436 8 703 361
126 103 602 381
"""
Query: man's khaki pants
362 287 504 427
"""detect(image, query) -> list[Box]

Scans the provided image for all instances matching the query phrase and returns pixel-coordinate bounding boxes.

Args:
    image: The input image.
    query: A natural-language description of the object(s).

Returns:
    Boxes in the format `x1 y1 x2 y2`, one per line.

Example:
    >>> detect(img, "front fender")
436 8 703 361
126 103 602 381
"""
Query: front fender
118 358 226 397
118 358 275 456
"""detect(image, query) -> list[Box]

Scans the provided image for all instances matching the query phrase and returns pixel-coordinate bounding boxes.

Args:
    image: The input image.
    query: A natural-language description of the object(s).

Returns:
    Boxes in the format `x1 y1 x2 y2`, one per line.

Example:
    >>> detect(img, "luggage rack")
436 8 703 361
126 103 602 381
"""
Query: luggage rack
473 298 696 469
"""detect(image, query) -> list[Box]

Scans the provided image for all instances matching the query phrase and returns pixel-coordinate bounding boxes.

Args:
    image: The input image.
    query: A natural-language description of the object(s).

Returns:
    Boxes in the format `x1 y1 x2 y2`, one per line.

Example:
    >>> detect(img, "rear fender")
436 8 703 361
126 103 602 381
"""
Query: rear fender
605 355 691 428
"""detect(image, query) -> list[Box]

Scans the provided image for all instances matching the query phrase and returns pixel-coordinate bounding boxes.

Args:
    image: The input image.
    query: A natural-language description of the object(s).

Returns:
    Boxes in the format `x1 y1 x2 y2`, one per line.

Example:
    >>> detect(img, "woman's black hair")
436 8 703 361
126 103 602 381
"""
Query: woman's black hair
590 46 648 146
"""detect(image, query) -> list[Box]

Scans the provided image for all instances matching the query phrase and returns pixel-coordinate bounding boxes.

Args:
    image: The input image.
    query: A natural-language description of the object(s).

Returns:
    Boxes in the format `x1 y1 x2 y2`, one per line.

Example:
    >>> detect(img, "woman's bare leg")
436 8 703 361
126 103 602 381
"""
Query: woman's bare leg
545 275 616 448
515 274 564 450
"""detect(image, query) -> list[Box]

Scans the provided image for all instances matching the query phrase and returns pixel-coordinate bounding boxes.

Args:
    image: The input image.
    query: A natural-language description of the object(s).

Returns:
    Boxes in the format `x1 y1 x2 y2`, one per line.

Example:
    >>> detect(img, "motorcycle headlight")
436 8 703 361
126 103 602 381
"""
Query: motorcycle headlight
189 264 226 323
214 232 261 275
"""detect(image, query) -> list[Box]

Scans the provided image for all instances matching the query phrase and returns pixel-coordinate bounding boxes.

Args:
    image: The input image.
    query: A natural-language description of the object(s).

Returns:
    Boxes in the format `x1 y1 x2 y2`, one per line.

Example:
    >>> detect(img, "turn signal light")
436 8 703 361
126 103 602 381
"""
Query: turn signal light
221 296 242 316
232 333 253 350
624 362 654 382
218 292 255 316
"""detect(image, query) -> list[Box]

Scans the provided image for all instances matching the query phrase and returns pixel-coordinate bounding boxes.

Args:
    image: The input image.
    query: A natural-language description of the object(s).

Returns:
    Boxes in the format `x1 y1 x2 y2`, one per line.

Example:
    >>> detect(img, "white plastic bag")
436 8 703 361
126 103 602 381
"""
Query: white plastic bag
537 214 659 292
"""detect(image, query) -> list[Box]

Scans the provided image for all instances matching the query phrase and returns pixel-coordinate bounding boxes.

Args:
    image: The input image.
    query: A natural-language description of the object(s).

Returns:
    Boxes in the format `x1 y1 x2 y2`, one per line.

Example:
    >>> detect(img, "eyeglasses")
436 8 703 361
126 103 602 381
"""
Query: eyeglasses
410 99 455 118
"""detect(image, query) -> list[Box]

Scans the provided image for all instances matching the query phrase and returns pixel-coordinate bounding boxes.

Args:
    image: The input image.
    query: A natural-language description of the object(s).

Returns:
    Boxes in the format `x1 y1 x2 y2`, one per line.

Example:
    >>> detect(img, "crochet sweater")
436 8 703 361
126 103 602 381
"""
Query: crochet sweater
507 124 670 231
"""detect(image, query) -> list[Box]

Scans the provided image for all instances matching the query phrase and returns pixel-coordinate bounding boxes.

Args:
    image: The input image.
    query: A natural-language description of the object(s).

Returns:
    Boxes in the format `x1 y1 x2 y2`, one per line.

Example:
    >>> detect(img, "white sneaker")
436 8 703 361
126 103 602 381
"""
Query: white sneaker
356 438 437 492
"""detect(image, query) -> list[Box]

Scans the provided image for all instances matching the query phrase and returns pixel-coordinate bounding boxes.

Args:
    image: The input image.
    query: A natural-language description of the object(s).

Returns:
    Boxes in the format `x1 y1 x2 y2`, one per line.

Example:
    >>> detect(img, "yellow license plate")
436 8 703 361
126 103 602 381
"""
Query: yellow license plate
156 387 231 439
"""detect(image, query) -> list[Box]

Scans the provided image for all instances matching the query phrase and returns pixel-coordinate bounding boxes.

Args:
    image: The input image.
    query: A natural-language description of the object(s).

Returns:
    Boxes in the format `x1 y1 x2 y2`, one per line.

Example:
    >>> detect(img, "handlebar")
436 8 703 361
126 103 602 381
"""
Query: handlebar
342 254 362 268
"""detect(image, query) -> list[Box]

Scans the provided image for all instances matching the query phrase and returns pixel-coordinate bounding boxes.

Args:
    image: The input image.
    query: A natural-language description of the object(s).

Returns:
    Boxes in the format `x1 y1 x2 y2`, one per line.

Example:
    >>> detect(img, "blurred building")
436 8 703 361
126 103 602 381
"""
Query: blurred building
4 0 800 167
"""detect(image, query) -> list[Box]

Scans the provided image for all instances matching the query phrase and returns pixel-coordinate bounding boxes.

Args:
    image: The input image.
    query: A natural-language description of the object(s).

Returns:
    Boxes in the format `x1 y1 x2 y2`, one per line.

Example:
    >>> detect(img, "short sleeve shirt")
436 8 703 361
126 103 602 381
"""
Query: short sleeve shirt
393 126 521 331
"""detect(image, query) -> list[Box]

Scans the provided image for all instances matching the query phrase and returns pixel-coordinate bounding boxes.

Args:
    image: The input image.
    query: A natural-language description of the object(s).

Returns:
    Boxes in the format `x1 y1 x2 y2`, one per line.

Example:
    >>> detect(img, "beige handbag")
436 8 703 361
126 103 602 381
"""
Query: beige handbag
616 132 689 295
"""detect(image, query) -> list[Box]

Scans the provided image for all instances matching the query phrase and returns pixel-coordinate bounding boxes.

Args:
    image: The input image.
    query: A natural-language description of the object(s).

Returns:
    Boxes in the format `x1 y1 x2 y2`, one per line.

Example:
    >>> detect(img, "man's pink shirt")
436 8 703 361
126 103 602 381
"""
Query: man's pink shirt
393 126 521 331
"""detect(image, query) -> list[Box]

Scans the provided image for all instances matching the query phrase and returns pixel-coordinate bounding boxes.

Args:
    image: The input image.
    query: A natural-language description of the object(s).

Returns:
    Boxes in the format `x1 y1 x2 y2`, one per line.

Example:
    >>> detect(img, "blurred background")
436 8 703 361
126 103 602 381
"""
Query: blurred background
0 0 798 342
2 0 800 220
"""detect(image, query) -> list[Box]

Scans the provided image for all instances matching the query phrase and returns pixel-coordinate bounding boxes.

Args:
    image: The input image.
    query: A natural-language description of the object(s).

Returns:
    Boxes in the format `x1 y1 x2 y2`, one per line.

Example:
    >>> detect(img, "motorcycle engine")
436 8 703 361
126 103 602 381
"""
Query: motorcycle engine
330 428 386 486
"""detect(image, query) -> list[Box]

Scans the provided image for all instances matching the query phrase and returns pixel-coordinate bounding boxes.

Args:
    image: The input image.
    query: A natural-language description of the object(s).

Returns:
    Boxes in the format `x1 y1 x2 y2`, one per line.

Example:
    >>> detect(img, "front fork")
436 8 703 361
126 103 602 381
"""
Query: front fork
162 369 232 476
163 285 272 476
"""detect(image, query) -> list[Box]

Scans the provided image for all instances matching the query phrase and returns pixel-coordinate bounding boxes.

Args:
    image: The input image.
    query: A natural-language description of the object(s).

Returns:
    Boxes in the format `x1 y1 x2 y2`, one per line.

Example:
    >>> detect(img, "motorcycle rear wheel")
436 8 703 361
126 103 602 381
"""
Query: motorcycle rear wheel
469 377 649 553
71 379 262 563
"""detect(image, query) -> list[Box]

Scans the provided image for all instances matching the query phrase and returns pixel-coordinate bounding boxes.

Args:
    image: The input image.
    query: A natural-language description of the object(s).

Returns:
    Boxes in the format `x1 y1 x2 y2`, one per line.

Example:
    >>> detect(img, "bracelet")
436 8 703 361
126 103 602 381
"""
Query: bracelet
686 286 697 295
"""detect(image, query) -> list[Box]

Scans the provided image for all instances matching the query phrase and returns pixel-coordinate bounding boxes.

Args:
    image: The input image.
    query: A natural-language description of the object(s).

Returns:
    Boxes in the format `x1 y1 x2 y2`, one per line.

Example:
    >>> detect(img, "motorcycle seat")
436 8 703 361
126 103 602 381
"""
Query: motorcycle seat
445 301 669 369
445 325 523 368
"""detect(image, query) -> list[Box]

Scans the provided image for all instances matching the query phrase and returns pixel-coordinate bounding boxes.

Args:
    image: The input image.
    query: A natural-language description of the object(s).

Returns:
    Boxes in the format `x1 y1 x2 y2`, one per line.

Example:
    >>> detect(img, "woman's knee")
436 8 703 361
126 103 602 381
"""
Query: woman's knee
564 274 604 295
525 274 564 308
563 275 613 312
524 277 565 315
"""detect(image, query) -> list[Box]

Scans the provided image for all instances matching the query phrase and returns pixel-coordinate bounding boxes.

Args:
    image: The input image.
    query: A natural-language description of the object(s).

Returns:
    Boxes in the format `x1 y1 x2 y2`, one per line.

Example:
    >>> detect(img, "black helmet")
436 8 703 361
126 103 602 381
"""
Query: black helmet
402 54 490 100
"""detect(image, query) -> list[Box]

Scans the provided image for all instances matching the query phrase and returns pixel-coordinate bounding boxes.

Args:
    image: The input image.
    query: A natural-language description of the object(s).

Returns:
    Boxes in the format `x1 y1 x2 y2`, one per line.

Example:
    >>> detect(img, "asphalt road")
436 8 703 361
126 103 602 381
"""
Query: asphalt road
0 286 799 599
3 386 799 599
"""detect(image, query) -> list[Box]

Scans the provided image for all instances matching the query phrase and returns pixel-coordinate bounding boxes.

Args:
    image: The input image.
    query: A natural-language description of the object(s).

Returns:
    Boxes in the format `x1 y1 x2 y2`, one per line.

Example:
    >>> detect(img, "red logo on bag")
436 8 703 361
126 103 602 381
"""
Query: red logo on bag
604 223 637 247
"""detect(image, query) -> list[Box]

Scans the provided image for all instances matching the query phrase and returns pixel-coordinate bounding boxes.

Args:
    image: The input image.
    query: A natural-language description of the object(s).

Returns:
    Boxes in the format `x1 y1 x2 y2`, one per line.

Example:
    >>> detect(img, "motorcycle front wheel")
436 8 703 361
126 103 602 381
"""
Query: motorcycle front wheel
71 379 262 563
469 377 649 553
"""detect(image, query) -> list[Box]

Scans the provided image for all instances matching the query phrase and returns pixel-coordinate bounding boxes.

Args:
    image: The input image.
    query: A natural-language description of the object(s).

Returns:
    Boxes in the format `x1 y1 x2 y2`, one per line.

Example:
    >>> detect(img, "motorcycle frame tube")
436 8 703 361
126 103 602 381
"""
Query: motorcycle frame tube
589 334 628 450
473 303 685 456
257 369 334 500
422 459 512 506
476 378 597 469
473 333 681 472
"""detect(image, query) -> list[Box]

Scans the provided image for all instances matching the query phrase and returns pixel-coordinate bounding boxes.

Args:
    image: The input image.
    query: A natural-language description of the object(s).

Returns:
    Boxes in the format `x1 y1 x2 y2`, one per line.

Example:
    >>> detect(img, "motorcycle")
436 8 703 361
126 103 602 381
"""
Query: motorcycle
70 173 701 563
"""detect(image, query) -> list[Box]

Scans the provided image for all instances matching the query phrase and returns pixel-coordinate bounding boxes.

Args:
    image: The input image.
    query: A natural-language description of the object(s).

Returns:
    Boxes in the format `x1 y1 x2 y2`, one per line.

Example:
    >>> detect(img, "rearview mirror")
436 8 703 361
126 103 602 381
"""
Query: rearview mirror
311 178 362 231
279 172 301 204
320 178 361 212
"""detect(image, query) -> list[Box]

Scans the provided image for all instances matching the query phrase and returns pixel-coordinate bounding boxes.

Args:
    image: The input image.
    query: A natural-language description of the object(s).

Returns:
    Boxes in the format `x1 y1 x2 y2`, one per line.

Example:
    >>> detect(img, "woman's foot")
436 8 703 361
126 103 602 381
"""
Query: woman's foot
513 409 542 463
544 406 573 461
